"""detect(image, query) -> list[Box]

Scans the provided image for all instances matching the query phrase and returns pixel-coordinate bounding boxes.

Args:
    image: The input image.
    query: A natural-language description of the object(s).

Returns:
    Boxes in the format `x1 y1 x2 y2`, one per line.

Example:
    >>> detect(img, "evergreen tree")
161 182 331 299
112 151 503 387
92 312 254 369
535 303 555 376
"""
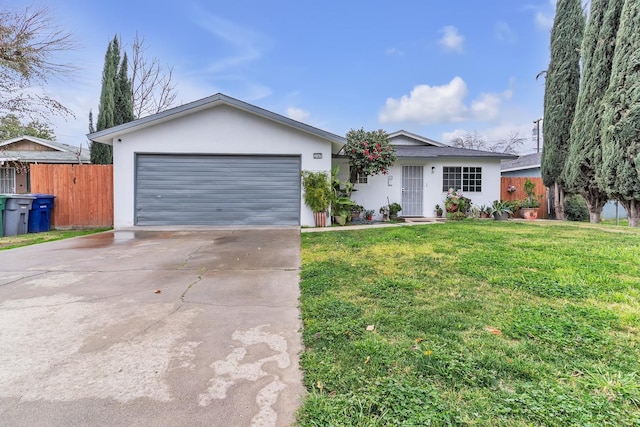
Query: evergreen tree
563 0 623 223
91 36 134 164
599 0 640 226
91 37 117 164
114 53 134 125
541 0 585 219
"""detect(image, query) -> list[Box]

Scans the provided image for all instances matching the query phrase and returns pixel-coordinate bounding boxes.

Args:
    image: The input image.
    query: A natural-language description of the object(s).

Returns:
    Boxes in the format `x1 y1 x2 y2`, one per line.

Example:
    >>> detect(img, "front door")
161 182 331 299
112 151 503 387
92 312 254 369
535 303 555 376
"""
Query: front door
402 166 423 216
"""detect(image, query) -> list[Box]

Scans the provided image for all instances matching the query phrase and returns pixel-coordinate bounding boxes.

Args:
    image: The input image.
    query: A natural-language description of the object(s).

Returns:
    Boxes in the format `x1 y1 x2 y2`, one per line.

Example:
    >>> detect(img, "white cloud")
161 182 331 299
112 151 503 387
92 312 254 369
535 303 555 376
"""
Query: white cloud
439 26 464 53
191 9 272 74
495 21 516 44
379 77 511 125
535 11 554 30
379 77 468 125
385 47 403 56
286 107 310 123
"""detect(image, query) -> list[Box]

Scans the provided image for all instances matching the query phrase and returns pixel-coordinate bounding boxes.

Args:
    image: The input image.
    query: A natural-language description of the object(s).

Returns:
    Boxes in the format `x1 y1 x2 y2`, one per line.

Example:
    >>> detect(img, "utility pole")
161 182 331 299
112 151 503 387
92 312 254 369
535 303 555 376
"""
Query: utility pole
533 118 543 153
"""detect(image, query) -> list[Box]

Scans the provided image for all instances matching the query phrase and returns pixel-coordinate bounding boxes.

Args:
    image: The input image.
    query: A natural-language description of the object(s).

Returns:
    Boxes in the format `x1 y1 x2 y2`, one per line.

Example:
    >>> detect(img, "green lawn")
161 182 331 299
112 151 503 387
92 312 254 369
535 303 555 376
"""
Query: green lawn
298 221 640 426
0 228 111 250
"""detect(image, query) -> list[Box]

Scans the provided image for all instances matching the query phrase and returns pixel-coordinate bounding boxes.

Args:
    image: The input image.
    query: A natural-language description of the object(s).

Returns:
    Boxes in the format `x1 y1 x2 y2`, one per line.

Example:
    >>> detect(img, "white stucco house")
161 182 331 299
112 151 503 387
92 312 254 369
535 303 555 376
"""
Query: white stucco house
88 94 514 228
333 130 514 219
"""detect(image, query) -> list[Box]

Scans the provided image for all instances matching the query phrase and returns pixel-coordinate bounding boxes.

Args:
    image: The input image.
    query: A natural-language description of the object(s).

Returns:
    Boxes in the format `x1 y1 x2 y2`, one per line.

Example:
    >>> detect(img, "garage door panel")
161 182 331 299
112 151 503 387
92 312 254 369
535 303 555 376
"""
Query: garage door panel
135 154 301 226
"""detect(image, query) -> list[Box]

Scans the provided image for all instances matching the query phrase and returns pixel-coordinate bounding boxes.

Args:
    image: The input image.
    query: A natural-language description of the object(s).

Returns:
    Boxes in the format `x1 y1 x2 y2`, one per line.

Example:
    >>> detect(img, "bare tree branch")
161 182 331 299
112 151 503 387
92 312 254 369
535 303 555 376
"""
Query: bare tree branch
450 131 487 150
0 6 76 120
129 32 177 118
450 130 524 154
490 130 526 154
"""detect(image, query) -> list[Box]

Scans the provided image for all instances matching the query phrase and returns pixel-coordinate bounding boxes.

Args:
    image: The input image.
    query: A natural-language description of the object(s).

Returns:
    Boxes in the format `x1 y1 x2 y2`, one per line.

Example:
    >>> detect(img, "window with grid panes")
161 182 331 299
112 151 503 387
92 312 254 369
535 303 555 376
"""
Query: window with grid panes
442 166 482 192
349 167 368 184
0 167 15 193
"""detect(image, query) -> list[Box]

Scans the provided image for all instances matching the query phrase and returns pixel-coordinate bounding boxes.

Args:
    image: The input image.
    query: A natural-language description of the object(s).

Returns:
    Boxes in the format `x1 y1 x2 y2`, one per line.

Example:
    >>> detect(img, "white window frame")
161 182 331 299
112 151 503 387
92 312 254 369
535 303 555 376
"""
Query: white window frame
442 166 482 192
349 167 368 184
0 167 16 193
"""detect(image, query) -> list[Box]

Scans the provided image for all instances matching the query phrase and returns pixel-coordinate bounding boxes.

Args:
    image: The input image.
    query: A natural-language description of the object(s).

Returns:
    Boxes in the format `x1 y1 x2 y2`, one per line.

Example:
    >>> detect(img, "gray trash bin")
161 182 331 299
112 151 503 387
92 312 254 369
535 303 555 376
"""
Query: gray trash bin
3 195 36 236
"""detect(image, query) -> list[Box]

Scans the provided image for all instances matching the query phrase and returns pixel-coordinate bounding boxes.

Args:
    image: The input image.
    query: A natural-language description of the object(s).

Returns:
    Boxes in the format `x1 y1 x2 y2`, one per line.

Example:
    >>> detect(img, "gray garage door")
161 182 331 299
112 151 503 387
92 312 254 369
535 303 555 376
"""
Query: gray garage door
135 154 301 226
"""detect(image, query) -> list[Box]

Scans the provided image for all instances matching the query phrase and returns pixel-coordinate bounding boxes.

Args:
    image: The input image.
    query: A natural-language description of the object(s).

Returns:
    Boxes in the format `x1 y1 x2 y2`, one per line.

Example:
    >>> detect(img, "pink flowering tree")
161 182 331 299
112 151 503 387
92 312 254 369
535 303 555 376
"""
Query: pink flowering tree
344 128 397 182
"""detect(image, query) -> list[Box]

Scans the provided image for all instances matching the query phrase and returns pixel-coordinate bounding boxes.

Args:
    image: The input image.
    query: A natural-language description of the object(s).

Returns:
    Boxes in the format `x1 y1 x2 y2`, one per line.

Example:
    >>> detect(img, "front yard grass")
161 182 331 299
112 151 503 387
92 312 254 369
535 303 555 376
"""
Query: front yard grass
298 221 640 426
0 228 111 250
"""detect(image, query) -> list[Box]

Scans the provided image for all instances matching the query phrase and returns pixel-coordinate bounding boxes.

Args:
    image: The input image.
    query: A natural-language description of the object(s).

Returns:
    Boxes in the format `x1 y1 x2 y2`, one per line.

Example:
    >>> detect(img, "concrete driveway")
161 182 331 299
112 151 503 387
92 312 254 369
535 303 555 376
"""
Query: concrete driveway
0 228 304 426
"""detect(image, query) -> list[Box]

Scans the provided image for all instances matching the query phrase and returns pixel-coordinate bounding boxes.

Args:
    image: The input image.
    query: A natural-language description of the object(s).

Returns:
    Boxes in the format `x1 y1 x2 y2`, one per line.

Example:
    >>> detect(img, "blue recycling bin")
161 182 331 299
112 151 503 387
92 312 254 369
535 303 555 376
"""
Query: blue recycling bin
28 194 56 233
2 195 35 236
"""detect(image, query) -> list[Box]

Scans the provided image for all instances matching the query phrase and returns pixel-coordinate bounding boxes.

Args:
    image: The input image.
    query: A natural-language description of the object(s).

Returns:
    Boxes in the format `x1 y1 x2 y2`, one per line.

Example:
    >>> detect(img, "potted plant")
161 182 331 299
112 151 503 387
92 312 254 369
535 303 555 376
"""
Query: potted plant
379 205 390 222
521 179 541 220
435 204 443 217
444 188 471 213
361 209 374 221
490 200 512 220
478 205 491 219
351 204 364 222
388 202 402 219
301 171 332 227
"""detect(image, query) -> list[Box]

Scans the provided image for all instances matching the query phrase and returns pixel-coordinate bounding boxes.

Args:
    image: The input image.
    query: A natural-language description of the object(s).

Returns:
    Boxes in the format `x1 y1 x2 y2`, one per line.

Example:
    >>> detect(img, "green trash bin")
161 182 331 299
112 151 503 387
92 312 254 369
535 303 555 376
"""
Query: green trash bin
0 195 6 238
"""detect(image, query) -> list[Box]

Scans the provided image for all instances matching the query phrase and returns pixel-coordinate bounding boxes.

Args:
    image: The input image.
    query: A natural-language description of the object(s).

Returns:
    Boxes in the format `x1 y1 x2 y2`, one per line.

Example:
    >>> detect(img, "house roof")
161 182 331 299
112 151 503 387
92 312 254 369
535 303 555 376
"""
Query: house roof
0 135 90 164
388 130 446 147
335 130 516 159
393 144 517 159
501 152 542 172
88 93 347 147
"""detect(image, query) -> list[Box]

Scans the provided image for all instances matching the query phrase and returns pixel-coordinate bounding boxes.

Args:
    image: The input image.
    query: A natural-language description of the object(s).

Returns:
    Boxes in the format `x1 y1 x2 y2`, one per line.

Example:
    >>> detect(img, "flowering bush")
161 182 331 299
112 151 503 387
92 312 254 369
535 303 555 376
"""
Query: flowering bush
344 128 397 179
444 188 471 213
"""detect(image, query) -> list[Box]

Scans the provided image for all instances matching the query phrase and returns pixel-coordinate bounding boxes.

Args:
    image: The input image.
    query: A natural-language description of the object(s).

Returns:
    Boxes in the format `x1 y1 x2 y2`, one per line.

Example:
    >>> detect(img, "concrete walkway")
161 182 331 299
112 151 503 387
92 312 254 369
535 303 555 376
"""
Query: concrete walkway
0 229 303 426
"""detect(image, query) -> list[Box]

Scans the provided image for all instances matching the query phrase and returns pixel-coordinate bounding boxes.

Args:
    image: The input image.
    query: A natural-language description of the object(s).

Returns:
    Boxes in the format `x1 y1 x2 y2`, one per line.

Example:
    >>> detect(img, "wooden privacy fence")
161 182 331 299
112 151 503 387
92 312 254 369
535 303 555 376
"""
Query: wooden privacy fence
500 176 548 219
30 164 113 228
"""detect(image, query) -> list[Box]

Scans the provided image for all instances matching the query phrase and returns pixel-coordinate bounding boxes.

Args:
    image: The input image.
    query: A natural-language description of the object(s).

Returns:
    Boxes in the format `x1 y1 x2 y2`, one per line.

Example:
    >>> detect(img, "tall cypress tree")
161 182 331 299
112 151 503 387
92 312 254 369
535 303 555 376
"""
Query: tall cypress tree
600 0 640 226
541 0 585 219
115 52 134 125
563 0 623 223
91 35 134 164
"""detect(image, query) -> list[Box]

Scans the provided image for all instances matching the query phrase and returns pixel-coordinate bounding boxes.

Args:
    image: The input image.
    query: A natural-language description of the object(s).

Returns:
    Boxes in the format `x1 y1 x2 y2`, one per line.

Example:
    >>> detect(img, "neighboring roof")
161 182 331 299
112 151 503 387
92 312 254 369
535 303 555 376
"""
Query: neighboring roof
393 145 517 159
388 130 446 147
501 152 542 172
88 93 347 146
0 135 90 164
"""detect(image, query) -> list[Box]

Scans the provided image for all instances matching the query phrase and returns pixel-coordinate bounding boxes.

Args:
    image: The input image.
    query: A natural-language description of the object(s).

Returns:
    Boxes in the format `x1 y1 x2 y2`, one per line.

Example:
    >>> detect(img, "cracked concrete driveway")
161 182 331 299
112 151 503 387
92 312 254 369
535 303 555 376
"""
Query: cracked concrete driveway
0 228 304 426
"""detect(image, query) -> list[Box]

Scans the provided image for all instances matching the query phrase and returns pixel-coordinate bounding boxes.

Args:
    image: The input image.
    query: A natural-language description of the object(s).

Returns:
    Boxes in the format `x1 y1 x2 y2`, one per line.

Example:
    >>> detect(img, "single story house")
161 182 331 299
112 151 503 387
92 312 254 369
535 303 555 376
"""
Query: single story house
88 93 344 228
88 94 515 228
0 135 90 193
501 152 626 219
333 130 514 218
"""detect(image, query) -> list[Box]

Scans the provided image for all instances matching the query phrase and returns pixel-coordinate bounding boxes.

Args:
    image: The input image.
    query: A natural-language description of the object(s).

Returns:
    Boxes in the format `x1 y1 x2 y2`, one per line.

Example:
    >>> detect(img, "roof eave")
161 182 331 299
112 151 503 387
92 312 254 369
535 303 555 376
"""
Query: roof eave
88 93 346 146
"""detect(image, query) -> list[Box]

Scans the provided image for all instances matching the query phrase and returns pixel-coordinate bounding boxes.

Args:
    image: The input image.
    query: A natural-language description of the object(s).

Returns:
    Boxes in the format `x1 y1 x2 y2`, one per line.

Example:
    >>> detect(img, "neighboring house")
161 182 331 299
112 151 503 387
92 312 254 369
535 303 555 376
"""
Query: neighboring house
334 130 515 218
88 94 515 228
501 152 542 178
501 152 626 219
0 135 90 193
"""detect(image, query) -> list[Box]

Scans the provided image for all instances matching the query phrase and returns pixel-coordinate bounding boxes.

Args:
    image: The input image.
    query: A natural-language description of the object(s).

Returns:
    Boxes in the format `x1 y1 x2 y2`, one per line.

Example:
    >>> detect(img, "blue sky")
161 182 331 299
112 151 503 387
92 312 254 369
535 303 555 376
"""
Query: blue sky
9 1 557 153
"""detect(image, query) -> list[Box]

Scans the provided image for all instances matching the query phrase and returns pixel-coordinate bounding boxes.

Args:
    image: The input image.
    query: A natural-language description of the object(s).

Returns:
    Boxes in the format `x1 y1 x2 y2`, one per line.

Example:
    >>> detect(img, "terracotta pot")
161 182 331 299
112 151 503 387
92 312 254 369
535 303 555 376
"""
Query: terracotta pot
522 208 538 220
313 211 327 227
